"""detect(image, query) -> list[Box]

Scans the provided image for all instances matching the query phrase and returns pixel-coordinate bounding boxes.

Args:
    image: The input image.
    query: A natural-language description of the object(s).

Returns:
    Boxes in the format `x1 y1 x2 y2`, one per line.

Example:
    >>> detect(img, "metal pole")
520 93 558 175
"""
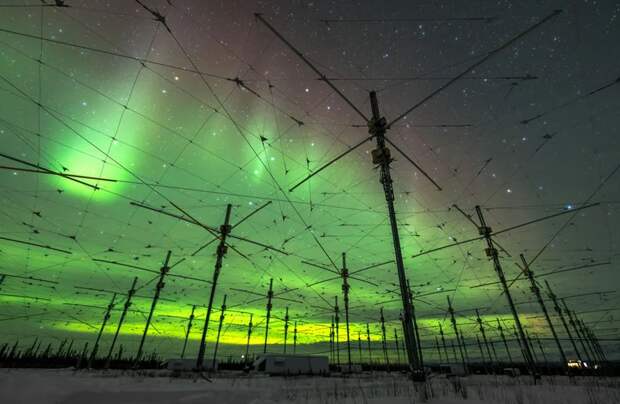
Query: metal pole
476 335 488 373
513 326 530 369
212 294 227 370
581 322 603 363
498 319 513 366
181 305 196 359
366 322 373 366
64 340 74 360
380 307 390 369
489 338 499 364
341 253 352 370
475 206 536 378
56 339 67 357
330 316 335 363
293 321 298 354
263 278 274 354
369 91 421 377
577 320 599 364
435 336 443 364
283 306 289 353
526 330 539 365
460 333 470 366
562 300 593 365
545 280 581 362
78 342 89 367
334 296 340 367
407 279 424 368
89 293 116 365
476 309 494 371
394 329 401 364
520 254 567 368
357 331 363 363
136 250 172 363
439 323 449 362
585 325 607 362
450 340 458 363
244 313 253 365
576 318 598 366
106 277 137 366
447 296 467 370
536 335 548 373
196 204 232 369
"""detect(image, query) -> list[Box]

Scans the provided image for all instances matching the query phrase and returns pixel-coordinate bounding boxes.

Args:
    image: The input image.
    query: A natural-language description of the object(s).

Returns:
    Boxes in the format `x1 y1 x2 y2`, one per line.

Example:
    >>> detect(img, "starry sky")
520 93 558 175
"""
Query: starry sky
0 0 619 363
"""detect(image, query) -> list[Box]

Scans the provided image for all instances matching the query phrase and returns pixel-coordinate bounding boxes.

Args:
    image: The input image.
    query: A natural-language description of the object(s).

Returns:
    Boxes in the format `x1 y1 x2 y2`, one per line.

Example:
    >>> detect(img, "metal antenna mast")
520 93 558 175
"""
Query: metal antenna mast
293 321 298 354
394 329 401 364
254 10 561 381
578 319 601 364
283 306 290 353
136 250 172 363
476 335 487 372
520 254 567 370
435 336 443 364
330 317 335 362
263 278 274 353
407 279 424 367
380 307 390 369
512 326 530 368
583 323 606 363
562 300 593 365
476 309 494 370
89 293 116 365
244 313 253 365
526 330 539 365
181 305 196 359
535 335 548 371
497 319 513 366
439 323 449 362
369 90 422 377
334 296 340 367
357 331 363 363
544 280 582 362
196 204 232 369
340 253 352 370
366 322 373 366
105 277 137 366
212 294 227 369
460 334 471 366
474 206 536 378
447 296 467 370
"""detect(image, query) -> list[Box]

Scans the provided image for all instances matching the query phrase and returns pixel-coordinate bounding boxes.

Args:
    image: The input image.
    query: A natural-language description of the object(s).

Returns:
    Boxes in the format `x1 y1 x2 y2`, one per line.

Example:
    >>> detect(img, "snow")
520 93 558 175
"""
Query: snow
1 369 619 404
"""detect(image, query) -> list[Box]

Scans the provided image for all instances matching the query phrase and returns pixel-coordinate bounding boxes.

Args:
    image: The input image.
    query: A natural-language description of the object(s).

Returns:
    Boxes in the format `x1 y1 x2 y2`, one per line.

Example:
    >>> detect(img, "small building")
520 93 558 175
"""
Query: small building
252 354 329 375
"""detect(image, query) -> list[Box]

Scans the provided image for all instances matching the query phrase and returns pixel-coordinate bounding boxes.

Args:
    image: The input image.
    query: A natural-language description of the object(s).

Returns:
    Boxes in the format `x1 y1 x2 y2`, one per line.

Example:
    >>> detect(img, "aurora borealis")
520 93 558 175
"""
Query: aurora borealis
1 0 619 364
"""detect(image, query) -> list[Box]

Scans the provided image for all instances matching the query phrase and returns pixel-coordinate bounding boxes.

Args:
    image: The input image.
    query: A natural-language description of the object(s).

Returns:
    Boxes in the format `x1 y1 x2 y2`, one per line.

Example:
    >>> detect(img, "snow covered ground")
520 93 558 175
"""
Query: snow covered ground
1 369 619 404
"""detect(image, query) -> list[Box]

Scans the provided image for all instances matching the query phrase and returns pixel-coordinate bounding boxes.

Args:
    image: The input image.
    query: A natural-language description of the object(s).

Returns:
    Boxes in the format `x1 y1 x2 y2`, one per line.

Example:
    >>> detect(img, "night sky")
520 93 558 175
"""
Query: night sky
0 0 619 362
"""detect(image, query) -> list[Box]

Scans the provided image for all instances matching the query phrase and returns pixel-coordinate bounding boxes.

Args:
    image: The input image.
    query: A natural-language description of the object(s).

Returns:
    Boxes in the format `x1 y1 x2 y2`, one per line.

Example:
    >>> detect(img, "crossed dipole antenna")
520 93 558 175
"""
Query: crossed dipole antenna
254 9 562 378
127 199 293 368
230 278 303 354
301 253 391 370
411 202 600 378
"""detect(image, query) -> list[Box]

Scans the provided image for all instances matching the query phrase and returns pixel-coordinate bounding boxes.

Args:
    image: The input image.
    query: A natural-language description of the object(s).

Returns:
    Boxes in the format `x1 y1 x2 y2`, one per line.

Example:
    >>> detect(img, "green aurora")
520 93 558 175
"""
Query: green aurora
1 1 618 363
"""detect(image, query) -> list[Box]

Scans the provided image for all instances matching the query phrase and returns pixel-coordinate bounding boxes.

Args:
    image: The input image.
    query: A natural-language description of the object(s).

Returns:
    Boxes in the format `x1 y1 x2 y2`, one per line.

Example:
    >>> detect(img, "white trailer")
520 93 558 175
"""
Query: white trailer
252 354 329 375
